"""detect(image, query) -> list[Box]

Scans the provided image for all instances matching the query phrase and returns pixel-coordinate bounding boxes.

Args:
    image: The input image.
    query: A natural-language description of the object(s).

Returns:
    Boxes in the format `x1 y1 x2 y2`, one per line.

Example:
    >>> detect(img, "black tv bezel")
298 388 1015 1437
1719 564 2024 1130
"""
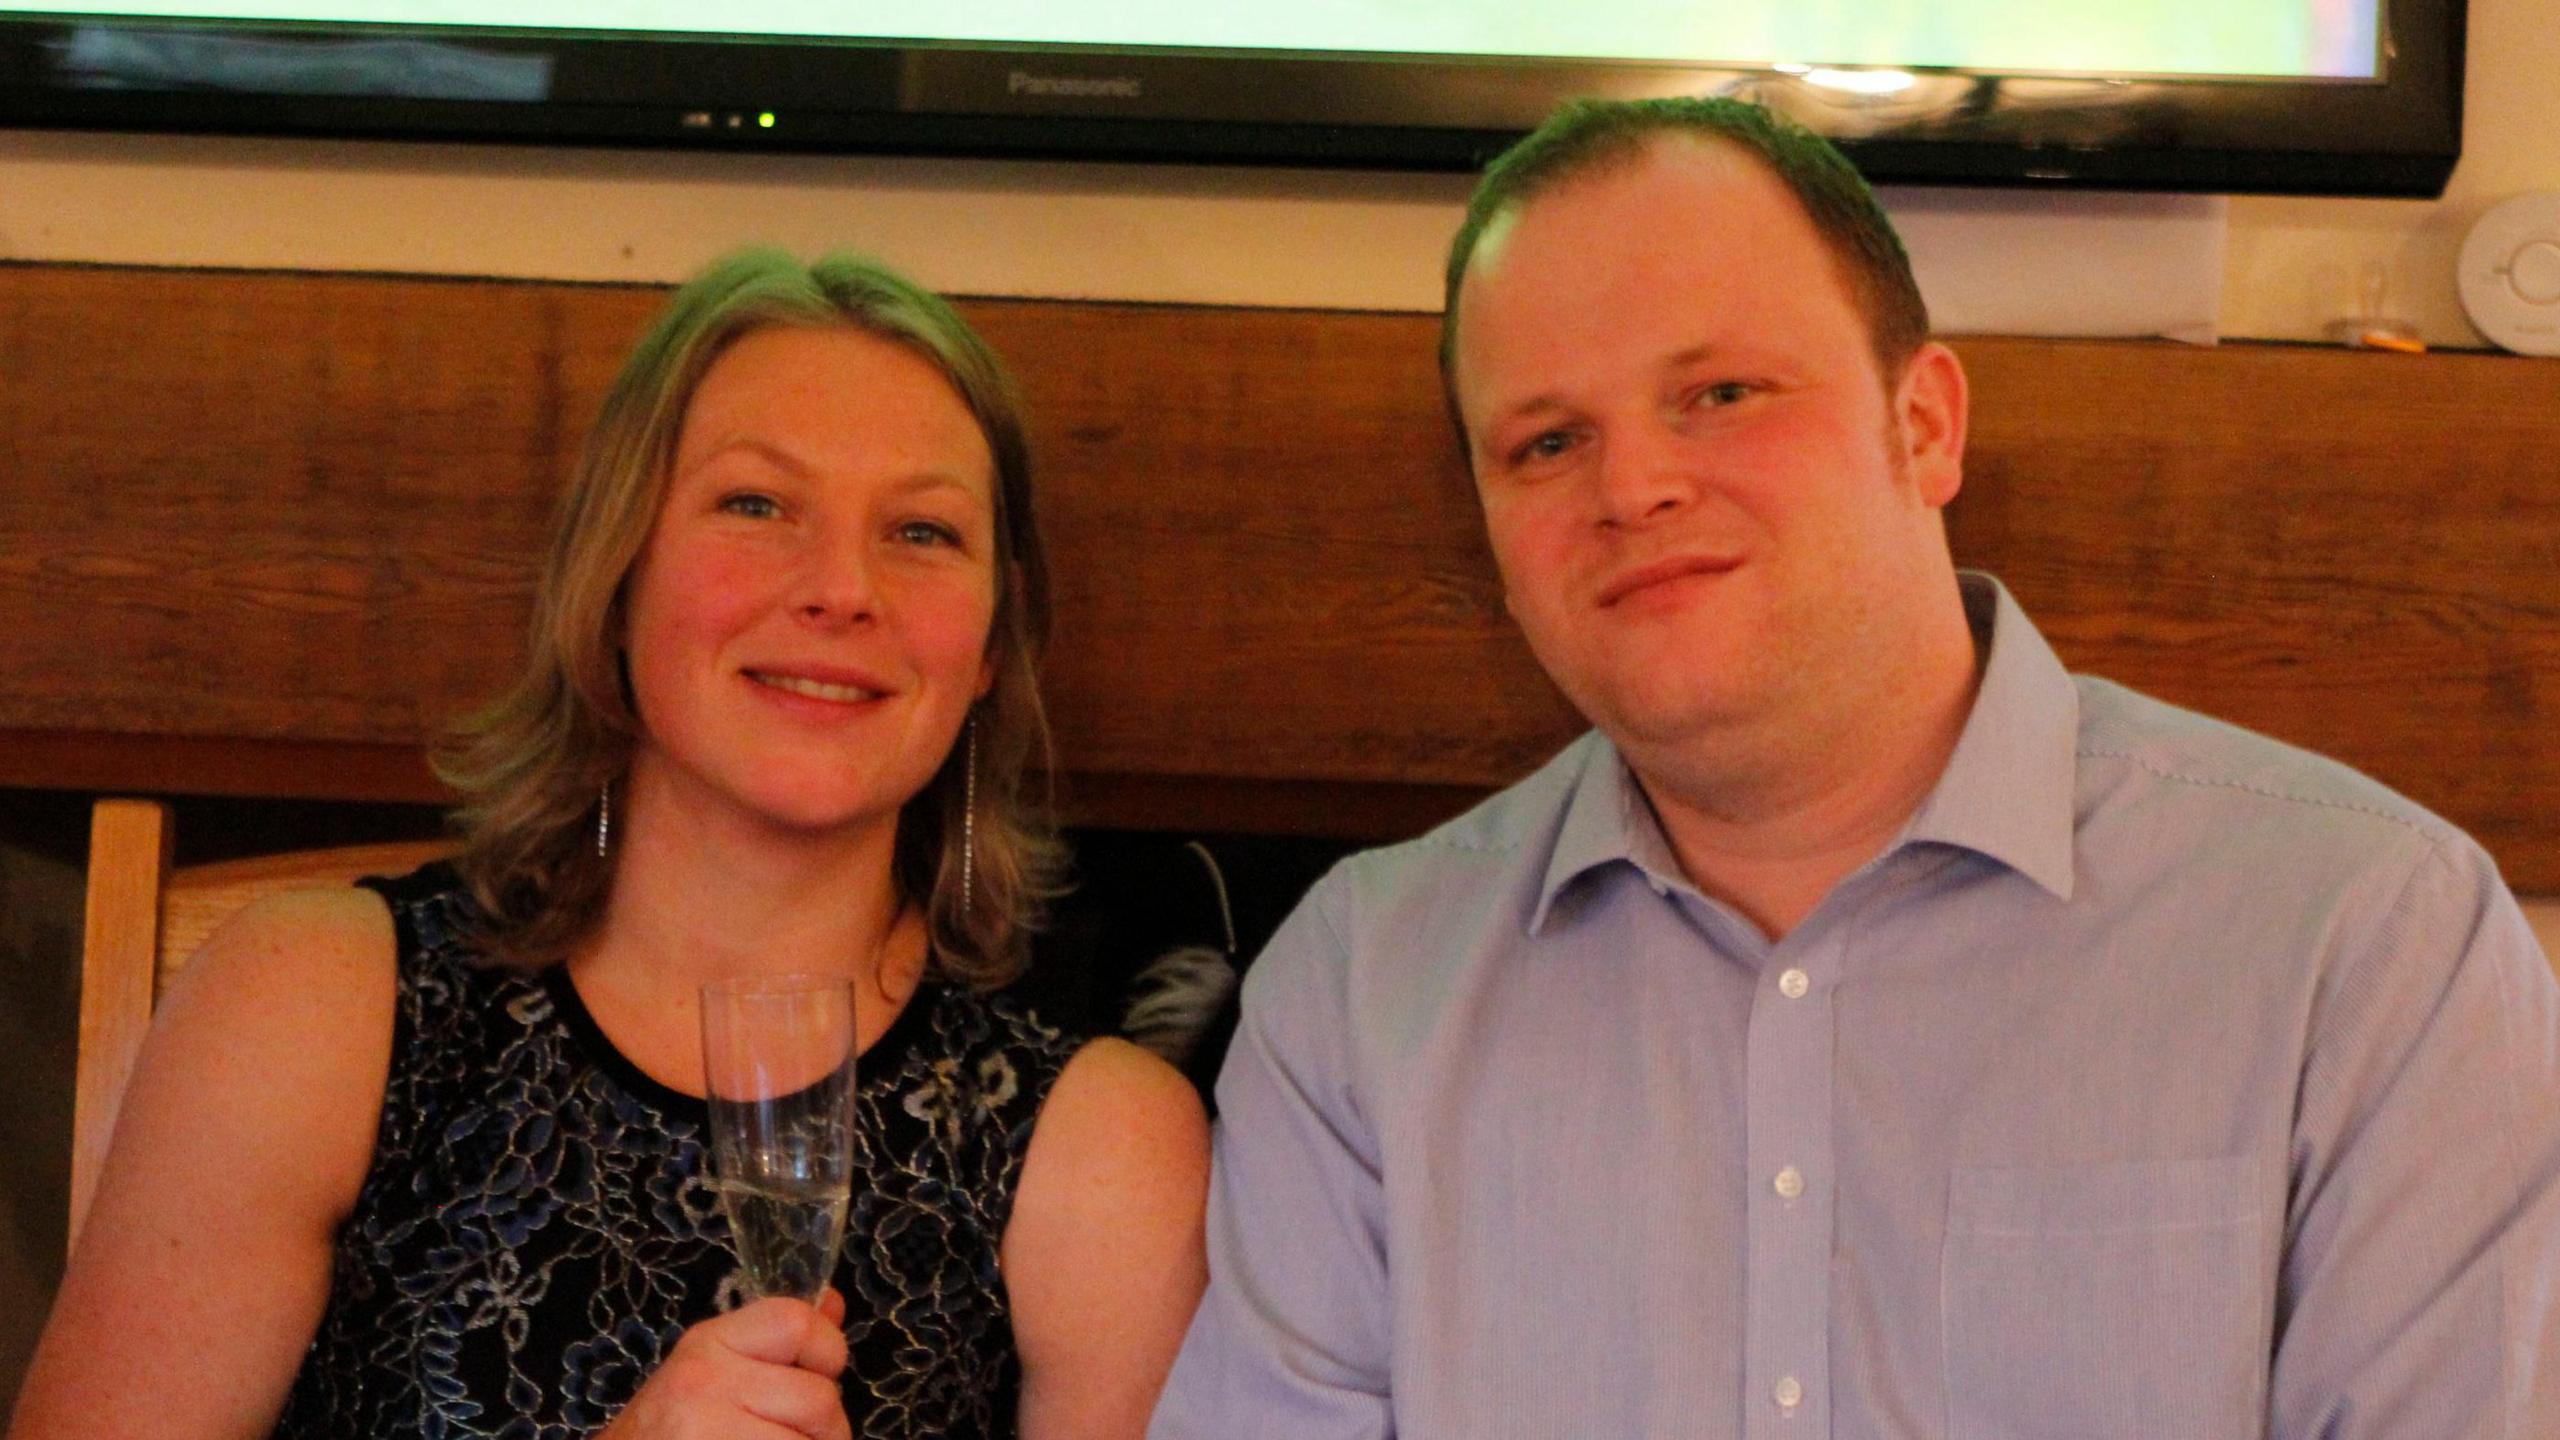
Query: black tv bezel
0 3 2465 197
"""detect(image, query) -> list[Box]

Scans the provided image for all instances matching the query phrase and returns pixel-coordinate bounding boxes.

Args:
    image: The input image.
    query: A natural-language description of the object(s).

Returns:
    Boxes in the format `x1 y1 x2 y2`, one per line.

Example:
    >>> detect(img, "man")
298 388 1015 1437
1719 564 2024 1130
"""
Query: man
1149 97 2560 1438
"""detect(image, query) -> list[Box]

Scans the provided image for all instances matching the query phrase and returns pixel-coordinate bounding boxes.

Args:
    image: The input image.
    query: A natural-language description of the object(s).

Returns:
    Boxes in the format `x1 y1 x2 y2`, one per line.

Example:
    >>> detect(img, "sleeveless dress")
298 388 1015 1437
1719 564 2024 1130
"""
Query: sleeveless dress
269 864 1084 1440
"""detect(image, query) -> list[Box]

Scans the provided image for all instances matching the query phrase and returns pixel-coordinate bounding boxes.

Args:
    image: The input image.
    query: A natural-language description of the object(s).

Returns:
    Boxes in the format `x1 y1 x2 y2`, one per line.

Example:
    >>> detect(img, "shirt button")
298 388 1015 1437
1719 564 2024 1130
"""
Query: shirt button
1774 1166 1804 1200
1778 968 1810 999
1774 1375 1803 1411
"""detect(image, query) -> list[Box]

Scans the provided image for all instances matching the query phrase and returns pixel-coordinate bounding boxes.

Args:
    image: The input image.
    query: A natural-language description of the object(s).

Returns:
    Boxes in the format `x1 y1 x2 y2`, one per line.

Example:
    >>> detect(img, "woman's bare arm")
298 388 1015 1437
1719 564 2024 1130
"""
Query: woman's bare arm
7 887 398 1440
1003 1037 1211 1440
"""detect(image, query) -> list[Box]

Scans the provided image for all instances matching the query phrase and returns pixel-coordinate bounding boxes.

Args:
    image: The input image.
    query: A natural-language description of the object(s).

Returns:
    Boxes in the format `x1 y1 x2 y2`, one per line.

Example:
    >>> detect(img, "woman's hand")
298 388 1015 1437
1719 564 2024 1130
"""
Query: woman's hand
599 1290 852 1440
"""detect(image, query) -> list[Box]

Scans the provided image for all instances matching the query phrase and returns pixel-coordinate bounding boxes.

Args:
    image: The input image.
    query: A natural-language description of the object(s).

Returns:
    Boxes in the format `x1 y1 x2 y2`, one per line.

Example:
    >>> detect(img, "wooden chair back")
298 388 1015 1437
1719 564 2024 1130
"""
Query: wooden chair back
72 797 450 1254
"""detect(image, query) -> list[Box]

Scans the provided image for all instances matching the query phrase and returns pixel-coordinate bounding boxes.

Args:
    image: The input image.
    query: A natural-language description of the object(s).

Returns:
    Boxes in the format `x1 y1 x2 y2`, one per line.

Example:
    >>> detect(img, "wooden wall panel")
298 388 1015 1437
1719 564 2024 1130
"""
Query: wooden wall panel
1950 341 2560 877
0 267 656 747
967 301 1579 791
3 264 2558 880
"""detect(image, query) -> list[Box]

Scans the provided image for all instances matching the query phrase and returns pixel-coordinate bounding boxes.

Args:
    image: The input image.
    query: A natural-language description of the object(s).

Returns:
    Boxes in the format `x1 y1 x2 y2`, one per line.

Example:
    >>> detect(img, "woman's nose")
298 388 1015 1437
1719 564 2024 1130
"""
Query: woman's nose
794 529 878 626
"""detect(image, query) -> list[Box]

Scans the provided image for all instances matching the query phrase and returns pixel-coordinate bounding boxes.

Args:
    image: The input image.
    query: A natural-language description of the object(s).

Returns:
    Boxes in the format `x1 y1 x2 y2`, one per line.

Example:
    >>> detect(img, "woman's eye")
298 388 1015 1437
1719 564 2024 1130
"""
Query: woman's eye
1694 380 1756 408
895 519 963 548
717 492 781 519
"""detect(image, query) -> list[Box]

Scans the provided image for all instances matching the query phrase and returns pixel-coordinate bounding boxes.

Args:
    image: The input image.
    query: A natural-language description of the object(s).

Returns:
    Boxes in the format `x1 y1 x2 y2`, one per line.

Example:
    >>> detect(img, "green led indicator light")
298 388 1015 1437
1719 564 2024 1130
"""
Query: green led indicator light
758 112 777 129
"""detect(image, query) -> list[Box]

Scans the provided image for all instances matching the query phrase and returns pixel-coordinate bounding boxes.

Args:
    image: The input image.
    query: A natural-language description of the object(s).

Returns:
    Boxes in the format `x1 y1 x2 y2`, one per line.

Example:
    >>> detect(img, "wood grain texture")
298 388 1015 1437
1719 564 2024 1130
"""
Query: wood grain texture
968 300 1583 790
5 265 2559 882
0 266 651 749
70 796 168 1257
0 731 448 802
1949 339 2560 877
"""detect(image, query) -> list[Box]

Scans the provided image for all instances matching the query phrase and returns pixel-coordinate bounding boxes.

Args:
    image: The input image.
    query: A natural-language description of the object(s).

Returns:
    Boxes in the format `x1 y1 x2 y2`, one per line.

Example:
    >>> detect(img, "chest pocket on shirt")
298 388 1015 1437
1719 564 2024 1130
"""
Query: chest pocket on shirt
1941 1155 2268 1440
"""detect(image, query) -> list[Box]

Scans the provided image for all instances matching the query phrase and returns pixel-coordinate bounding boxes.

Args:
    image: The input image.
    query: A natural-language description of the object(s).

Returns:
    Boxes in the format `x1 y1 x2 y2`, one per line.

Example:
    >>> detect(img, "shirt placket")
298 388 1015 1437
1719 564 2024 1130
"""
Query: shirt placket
1742 936 1838 1439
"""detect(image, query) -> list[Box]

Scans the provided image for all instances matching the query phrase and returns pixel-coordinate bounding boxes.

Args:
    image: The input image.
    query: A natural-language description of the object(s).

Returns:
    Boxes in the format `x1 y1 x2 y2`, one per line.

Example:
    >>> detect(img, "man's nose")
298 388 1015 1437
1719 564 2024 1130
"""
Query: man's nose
1592 424 1693 529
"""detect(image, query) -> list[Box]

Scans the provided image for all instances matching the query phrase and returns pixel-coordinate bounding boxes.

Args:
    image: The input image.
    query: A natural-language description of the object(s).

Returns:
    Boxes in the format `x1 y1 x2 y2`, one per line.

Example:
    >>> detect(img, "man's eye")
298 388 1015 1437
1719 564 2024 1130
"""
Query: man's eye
1695 381 1756 408
717 492 781 519
1511 430 1576 466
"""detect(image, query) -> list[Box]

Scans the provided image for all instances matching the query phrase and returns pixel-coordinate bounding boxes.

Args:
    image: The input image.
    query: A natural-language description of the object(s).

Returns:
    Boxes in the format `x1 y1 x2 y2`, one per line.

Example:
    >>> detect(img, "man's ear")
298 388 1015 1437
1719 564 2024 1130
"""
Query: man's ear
1894 341 1969 510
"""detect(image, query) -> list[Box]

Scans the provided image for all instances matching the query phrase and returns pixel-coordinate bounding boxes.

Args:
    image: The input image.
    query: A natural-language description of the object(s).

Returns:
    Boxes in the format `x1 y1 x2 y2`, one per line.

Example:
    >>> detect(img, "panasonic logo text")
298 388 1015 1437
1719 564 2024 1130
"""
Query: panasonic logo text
1007 70 1143 99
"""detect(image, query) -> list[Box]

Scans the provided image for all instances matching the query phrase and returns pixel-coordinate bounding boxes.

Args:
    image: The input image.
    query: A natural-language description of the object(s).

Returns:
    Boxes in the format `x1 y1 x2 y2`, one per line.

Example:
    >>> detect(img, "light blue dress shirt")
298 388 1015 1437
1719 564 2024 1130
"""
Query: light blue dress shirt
1152 573 2560 1439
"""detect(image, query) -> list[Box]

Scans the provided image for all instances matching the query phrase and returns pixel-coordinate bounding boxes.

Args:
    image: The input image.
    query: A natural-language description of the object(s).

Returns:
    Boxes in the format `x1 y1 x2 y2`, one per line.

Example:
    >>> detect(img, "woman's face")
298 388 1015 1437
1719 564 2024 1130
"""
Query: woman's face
620 324 1000 841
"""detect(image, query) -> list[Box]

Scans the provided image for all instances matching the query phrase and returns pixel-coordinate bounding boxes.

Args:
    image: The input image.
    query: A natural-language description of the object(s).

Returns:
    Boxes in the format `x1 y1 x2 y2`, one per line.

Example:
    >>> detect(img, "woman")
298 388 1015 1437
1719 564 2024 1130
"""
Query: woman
11 251 1209 1439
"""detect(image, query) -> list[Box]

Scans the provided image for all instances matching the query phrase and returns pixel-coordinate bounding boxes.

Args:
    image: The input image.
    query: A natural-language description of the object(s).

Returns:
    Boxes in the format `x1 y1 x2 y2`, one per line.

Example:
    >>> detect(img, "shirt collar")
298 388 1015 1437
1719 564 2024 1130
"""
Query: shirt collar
1530 733 1677 934
1899 571 2079 901
1528 570 2079 933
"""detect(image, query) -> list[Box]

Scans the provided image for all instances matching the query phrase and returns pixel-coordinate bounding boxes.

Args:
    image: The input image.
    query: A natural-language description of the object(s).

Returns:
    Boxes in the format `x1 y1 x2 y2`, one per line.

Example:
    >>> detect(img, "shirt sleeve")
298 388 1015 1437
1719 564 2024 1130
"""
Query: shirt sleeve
2272 835 2560 1438
1149 868 1395 1440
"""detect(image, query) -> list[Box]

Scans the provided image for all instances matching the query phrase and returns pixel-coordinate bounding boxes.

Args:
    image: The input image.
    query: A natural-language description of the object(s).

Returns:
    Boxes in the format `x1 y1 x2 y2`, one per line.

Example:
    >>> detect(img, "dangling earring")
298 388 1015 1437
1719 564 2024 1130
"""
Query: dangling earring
960 715 979 920
595 780 613 858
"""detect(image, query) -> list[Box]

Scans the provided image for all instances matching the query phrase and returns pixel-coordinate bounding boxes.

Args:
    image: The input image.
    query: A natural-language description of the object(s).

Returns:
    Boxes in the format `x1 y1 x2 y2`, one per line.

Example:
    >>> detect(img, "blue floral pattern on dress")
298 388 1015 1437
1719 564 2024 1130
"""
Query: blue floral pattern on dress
269 865 1080 1440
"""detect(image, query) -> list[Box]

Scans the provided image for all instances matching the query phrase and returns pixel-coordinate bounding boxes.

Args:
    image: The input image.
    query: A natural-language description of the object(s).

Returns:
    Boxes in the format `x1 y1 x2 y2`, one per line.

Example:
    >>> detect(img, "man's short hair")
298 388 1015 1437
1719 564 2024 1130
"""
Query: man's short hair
1440 96 1931 411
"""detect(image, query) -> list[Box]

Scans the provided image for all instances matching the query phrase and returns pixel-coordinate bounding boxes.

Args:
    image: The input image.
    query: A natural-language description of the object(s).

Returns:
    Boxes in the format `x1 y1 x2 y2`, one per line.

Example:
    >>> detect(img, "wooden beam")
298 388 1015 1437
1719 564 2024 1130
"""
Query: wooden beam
6 264 2559 885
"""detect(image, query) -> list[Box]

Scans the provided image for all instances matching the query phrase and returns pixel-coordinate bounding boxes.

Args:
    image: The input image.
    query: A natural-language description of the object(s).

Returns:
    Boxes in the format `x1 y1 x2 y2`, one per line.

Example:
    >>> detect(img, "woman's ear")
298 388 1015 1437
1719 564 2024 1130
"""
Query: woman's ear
978 561 1024 700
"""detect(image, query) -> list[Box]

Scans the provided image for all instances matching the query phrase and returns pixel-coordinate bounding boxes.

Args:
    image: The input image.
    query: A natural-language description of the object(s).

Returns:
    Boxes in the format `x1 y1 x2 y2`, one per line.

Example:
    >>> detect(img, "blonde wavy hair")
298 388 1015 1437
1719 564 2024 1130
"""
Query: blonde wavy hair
435 249 1061 987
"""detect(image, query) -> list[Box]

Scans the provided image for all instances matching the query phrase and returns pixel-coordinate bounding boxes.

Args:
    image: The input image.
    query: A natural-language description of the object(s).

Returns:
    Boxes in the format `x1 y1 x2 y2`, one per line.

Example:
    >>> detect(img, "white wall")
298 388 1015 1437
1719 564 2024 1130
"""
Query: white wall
0 0 2553 345
2221 0 2560 345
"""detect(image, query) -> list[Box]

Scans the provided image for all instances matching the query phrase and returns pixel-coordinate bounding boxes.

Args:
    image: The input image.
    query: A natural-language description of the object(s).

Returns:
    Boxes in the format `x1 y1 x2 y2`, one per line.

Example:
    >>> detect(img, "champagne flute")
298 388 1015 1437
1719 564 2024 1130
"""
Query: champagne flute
699 974 857 1303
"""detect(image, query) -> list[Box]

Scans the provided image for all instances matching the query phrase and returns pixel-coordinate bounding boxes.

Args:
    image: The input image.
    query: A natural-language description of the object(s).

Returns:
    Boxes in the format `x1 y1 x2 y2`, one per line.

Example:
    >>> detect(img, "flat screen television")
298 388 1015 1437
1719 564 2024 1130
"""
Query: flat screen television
0 2 2463 197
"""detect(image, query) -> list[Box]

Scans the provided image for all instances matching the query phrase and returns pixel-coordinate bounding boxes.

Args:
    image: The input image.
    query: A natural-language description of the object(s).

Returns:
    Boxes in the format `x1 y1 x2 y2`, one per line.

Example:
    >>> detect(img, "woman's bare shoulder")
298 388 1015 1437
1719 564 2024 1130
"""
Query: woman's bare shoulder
194 881 398 962
132 882 405 1178
1016 1036 1209 1211
153 883 400 1040
15 885 407 1439
1046 1036 1207 1125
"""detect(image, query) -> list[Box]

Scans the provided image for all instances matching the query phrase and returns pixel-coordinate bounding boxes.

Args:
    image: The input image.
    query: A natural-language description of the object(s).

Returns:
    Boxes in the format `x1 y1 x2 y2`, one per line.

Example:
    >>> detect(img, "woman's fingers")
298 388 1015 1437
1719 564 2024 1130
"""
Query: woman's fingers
600 1297 852 1440
738 1364 855 1440
709 1295 846 1376
794 1309 849 1380
784 1289 850 1377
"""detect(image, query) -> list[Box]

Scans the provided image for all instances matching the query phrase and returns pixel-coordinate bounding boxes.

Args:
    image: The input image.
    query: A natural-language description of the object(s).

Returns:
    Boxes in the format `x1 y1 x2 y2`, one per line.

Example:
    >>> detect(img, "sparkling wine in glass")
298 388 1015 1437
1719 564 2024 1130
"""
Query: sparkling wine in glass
699 974 857 1303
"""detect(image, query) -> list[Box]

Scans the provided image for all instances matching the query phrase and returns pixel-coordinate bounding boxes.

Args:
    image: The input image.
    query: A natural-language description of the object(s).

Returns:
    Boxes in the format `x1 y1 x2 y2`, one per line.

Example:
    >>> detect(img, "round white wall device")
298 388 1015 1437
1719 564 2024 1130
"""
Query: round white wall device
2459 191 2560 357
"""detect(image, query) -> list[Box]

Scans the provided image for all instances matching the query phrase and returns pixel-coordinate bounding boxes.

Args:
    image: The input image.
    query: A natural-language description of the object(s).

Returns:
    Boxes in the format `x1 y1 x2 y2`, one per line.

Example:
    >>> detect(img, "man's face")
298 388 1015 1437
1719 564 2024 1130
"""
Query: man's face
1450 137 1965 762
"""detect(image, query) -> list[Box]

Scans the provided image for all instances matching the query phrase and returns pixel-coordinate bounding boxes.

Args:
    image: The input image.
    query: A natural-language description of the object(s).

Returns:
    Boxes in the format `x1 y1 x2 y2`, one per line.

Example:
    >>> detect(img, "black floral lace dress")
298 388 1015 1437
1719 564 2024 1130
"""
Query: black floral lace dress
269 864 1083 1440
